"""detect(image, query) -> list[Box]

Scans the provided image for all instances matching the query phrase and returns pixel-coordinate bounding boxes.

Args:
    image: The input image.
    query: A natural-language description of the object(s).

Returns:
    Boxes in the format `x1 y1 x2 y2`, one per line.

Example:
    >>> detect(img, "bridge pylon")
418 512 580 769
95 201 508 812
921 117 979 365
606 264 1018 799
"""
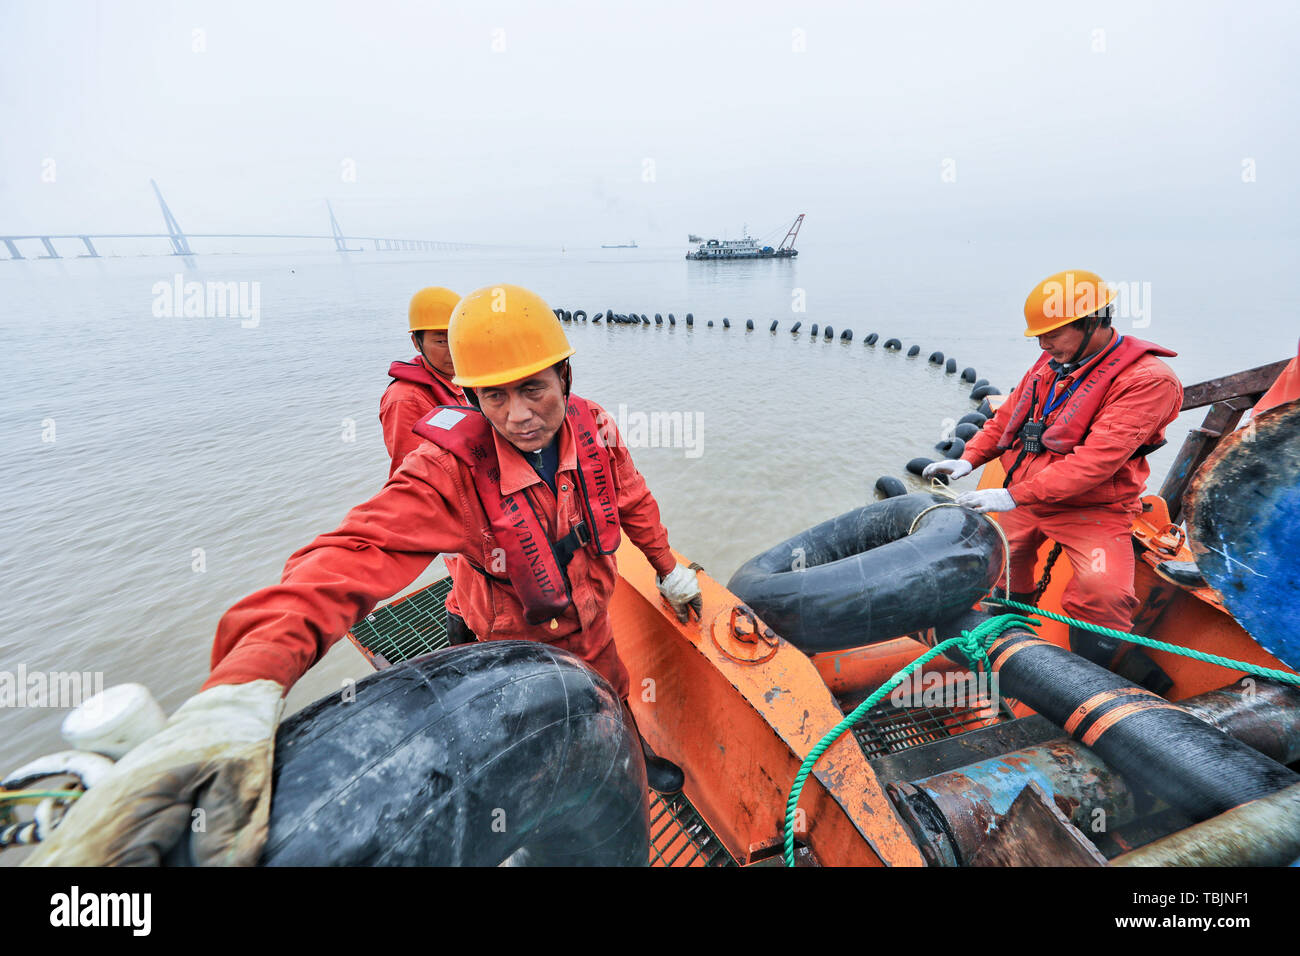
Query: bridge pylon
327 201 362 252
150 179 193 256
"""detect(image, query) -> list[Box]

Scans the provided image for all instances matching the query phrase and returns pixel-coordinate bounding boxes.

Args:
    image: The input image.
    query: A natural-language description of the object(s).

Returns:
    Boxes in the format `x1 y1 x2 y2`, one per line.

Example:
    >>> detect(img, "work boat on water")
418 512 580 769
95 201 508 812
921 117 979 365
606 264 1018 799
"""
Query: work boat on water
686 214 803 261
4 356 1298 867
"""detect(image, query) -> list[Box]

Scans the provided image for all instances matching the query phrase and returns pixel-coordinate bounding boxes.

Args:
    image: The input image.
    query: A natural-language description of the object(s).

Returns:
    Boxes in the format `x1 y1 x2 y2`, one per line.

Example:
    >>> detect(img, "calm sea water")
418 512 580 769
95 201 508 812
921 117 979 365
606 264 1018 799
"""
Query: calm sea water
1 236 1296 770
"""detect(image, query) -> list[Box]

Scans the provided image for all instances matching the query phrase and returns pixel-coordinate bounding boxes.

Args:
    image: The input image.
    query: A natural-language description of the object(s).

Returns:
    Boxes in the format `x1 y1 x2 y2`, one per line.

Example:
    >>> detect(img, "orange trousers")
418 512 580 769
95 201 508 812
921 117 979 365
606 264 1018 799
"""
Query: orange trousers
997 503 1139 631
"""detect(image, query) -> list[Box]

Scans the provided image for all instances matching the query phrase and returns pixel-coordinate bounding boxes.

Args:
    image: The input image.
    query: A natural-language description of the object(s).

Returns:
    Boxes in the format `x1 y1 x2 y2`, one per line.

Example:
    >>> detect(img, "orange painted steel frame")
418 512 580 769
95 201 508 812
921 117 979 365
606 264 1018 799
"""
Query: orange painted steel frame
611 540 926 867
811 639 967 698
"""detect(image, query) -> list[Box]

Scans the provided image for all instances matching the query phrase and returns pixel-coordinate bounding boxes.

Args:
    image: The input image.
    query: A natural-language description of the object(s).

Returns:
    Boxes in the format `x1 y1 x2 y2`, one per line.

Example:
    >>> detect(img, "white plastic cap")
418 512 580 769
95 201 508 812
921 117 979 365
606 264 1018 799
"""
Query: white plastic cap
61 683 166 759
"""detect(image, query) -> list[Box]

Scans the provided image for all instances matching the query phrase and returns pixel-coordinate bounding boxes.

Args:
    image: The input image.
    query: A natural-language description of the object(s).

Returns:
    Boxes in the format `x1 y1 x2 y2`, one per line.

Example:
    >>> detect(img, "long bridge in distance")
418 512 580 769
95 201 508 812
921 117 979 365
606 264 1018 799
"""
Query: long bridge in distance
1 180 477 260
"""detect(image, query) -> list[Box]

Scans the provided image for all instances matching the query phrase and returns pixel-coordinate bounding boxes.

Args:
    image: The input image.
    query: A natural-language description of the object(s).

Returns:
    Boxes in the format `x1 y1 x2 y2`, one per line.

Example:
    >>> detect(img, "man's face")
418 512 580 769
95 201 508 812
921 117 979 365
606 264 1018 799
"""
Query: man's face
414 330 456 378
1036 321 1093 364
475 366 567 453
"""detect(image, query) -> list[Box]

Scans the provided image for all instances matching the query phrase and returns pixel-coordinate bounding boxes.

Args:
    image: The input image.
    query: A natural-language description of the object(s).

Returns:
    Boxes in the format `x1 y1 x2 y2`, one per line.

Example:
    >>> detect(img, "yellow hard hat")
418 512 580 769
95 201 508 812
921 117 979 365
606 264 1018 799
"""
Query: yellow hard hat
408 287 462 332
449 284 575 388
1023 270 1116 337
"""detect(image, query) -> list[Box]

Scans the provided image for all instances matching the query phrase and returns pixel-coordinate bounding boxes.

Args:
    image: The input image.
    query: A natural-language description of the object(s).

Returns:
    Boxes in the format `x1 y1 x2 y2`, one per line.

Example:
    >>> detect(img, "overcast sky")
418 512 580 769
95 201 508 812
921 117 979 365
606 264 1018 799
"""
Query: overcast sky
2 0 1296 245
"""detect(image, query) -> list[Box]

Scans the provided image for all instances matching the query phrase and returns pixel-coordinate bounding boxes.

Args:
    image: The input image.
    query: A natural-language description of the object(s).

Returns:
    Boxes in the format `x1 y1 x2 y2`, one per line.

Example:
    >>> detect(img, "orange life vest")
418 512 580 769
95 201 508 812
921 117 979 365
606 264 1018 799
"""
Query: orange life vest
413 397 621 623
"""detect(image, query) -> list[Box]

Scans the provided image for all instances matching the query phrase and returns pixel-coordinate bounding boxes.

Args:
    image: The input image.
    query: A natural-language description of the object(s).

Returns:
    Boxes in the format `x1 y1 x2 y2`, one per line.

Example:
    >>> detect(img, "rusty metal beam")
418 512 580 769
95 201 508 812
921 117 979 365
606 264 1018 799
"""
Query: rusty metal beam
969 781 1108 867
1179 359 1288 410
1111 781 1300 866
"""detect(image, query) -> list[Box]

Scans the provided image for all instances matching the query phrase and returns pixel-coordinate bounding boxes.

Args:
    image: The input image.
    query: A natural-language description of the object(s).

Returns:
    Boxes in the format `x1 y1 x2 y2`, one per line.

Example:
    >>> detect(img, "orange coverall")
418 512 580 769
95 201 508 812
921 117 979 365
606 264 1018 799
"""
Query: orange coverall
961 346 1183 629
205 397 677 699
379 359 466 477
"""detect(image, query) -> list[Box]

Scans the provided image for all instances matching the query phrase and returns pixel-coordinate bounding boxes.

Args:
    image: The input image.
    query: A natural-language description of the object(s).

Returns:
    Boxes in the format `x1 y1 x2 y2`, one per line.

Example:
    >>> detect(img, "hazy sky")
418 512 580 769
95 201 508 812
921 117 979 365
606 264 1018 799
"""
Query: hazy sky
3 0 1297 245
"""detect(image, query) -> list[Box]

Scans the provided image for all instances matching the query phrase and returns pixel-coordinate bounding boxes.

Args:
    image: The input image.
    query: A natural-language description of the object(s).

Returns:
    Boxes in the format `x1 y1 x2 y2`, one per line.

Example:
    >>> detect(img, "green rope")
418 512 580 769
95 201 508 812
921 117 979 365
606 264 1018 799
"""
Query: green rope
0 790 83 804
782 613 1039 867
986 597 1300 687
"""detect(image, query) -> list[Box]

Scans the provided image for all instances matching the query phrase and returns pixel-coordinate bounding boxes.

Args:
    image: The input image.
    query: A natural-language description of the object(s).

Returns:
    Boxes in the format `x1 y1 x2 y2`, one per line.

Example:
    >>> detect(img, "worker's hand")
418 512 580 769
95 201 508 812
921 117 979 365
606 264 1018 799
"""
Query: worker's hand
922 459 973 480
657 564 703 623
956 489 1017 514
25 680 284 867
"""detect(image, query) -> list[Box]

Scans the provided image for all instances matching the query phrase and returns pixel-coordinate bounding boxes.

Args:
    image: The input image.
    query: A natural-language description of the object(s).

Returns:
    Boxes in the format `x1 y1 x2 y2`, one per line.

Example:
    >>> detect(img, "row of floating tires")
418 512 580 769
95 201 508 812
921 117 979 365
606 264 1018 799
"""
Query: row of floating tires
552 309 1011 385
549 307 1005 498
556 307 861 339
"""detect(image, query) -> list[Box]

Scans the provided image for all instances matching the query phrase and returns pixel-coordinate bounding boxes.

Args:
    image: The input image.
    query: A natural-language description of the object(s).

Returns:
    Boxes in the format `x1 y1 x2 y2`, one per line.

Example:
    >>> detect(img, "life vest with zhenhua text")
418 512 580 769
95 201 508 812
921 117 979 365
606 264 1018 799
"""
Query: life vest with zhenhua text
413 397 621 624
996 335 1178 455
387 357 463 407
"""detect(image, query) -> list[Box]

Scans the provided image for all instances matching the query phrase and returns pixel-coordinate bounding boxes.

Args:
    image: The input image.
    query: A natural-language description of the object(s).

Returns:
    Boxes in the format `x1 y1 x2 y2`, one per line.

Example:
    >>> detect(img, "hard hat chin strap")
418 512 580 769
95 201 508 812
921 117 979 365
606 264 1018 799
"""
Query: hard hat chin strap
1059 304 1114 372
1061 317 1098 371
412 331 433 367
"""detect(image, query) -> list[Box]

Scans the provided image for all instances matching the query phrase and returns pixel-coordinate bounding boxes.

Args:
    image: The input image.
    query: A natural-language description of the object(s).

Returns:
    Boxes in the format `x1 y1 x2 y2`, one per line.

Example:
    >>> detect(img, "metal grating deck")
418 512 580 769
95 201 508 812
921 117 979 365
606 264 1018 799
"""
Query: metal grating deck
647 791 736 867
348 576 454 665
851 702 1005 760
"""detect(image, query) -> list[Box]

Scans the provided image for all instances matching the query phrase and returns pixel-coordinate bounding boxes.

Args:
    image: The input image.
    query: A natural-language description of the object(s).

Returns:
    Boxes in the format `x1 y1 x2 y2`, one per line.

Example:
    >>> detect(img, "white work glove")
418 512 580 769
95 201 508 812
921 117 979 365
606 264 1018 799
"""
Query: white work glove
657 564 703 623
956 488 1018 514
26 680 284 867
922 459 973 480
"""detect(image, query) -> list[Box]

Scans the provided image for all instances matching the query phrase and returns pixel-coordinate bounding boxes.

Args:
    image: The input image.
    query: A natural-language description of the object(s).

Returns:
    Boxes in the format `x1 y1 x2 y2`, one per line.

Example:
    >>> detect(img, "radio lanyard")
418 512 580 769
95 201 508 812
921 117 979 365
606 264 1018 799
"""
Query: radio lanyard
1040 375 1076 420
1003 385 1039 488
1038 334 1125 424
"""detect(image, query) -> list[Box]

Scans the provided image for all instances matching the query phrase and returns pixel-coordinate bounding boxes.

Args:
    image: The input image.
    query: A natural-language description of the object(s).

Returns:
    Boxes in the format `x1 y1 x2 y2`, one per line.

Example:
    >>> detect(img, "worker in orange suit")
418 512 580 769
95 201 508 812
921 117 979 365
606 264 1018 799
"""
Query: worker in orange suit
28 284 702 867
380 287 471 628
380 286 467 477
926 270 1184 693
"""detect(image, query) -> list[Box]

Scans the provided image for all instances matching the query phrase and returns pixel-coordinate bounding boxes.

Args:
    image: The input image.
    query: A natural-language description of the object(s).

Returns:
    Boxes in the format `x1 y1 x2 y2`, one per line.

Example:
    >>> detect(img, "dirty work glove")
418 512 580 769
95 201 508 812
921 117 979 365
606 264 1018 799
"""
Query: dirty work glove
956 488 1017 514
25 680 284 867
657 564 703 623
922 459 972 480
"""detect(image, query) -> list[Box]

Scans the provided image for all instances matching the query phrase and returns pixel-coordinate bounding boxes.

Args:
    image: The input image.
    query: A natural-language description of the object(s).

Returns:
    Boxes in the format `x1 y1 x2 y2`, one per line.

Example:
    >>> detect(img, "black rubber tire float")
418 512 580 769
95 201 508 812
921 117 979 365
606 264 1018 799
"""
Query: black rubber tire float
728 494 1005 654
906 457 946 482
240 642 648 866
935 437 966 458
874 475 908 499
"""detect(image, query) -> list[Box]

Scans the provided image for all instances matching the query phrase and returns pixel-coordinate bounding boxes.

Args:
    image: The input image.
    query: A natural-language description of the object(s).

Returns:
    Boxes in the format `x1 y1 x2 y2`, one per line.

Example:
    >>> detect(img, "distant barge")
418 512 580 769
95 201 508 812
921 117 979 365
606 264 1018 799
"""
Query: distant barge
686 213 803 261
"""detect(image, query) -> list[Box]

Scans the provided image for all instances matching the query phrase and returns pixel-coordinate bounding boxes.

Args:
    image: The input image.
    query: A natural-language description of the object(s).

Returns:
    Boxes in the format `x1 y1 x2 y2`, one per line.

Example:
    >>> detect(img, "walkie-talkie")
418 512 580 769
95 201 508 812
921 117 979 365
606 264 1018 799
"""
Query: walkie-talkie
1018 420 1045 454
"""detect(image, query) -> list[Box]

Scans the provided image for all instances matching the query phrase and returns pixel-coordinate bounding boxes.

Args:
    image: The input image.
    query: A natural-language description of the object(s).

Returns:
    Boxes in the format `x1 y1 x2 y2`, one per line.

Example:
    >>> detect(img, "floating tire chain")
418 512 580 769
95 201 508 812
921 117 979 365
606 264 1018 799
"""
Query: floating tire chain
553 306 1002 501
